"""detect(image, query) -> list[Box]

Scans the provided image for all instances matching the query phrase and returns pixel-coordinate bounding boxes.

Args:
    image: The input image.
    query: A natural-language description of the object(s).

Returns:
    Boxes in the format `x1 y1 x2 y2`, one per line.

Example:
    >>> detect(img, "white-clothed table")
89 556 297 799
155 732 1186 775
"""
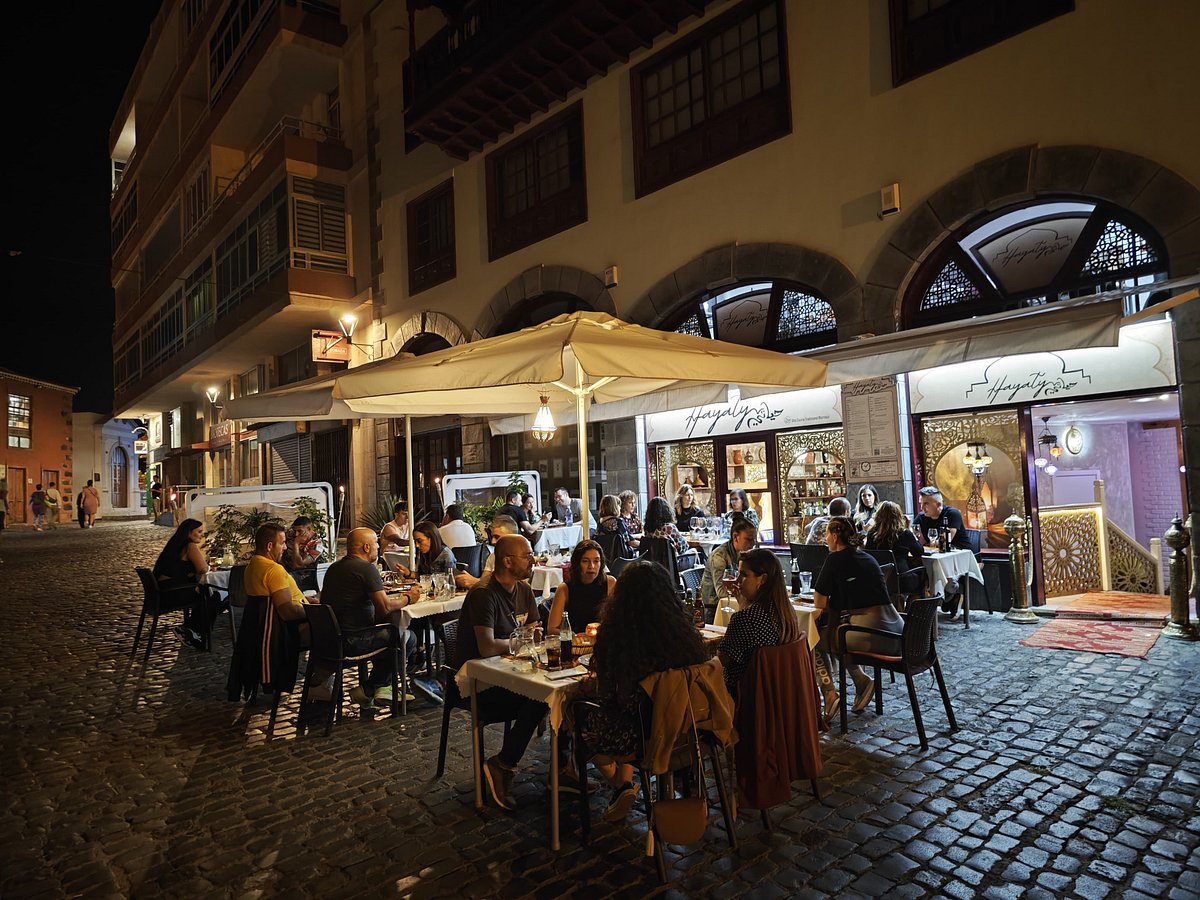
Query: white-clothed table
457 656 589 850
200 562 332 591
921 549 984 628
533 524 583 553
531 565 567 600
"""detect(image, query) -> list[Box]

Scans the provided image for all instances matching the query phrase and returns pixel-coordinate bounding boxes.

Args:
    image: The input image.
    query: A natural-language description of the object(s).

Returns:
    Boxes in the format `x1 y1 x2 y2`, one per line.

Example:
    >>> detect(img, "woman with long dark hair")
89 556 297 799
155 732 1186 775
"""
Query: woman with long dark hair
812 516 902 723
865 500 926 597
392 520 456 577
582 561 710 821
153 518 214 649
854 484 879 532
724 488 760 532
546 539 615 633
719 548 801 697
643 496 688 555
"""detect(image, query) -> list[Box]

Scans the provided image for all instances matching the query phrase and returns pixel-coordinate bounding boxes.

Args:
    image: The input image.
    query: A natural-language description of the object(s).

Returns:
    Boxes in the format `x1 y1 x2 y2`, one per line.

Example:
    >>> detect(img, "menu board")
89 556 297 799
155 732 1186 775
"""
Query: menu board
842 377 901 479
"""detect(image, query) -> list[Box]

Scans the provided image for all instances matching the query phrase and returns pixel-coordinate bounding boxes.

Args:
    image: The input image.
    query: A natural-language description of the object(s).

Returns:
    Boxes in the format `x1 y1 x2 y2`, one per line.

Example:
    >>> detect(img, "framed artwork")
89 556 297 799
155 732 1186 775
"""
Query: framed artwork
569 457 579 477
538 460 549 477
552 458 564 478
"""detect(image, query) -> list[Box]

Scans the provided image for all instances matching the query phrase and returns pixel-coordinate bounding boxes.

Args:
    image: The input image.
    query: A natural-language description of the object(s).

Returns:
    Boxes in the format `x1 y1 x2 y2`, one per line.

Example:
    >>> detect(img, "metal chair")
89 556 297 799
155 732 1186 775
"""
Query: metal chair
132 567 206 663
963 529 996 613
608 555 639 577
434 619 512 778
836 596 957 750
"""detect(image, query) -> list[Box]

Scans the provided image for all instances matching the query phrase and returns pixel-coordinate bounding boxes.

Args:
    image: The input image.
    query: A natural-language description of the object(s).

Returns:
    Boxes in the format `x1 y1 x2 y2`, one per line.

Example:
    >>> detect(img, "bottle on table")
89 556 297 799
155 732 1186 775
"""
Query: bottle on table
690 590 705 629
560 611 574 666
938 528 949 553
791 558 801 595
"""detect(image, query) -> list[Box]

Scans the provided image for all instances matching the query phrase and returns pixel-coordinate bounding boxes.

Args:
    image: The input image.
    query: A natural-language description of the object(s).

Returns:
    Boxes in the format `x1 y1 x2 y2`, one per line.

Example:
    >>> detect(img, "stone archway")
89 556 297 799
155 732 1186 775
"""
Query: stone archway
388 311 467 355
627 242 865 340
473 265 615 338
861 144 1200 332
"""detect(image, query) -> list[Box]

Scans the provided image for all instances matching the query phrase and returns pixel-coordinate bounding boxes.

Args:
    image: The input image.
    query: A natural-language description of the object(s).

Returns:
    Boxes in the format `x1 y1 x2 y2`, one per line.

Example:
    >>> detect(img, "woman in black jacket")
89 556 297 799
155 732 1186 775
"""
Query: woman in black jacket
864 500 927 598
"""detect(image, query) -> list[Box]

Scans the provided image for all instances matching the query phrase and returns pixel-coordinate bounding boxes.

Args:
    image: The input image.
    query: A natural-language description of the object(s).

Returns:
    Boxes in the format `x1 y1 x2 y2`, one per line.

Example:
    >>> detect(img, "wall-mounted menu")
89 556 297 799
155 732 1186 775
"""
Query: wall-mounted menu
842 377 901 479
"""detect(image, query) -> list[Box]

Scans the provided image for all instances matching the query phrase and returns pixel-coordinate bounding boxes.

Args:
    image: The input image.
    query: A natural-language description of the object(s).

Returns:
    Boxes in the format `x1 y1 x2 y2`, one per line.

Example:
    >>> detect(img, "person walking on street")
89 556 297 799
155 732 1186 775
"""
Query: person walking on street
0 486 7 560
44 482 61 529
80 480 100 528
29 484 47 532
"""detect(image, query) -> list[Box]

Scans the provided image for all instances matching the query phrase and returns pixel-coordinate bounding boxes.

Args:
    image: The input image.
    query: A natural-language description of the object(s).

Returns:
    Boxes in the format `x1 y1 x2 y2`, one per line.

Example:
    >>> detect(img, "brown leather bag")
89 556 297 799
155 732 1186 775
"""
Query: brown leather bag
651 687 708 844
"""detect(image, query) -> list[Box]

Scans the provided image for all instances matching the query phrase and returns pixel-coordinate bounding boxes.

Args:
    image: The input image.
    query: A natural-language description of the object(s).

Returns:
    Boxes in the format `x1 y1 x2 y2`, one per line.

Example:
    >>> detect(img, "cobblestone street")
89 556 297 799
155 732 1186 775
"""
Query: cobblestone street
1 520 1198 899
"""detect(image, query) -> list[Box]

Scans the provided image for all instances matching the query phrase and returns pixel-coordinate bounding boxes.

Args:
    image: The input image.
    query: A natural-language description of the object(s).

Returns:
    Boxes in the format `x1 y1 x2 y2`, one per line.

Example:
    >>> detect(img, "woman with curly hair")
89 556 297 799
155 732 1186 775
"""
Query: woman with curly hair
546 539 616 633
643 496 688 555
618 490 644 537
719 548 801 698
391 520 456 578
582 561 709 821
674 483 707 528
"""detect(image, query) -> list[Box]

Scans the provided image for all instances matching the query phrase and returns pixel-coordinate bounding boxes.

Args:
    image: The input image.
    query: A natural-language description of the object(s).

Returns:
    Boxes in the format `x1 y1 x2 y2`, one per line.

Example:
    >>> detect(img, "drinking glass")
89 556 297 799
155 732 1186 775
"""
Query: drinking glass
432 572 447 598
419 574 433 597
691 517 702 533
528 626 545 668
548 542 560 562
720 565 739 619
926 529 939 549
509 630 528 671
799 571 813 593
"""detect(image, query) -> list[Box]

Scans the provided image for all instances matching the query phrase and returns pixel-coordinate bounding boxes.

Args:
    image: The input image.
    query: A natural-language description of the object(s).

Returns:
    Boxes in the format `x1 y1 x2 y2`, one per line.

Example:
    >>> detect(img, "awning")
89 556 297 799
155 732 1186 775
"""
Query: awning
803 295 1124 386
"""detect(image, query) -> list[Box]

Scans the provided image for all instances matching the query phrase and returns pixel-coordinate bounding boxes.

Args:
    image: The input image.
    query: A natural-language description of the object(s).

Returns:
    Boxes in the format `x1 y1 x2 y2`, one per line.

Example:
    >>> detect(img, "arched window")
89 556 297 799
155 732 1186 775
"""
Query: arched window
668 279 836 351
400 332 452 355
906 200 1167 327
493 292 594 335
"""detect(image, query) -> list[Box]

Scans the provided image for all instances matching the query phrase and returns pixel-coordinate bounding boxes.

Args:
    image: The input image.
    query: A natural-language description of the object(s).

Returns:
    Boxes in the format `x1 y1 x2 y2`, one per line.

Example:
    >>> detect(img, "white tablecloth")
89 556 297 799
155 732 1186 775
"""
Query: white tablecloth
922 549 983 592
533 524 583 553
456 655 586 731
393 593 464 630
531 565 567 600
200 561 332 591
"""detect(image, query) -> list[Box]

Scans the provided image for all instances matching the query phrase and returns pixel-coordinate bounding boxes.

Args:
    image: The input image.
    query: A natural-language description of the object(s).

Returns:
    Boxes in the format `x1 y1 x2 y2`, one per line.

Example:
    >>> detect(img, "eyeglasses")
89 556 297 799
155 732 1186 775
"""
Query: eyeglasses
506 553 535 561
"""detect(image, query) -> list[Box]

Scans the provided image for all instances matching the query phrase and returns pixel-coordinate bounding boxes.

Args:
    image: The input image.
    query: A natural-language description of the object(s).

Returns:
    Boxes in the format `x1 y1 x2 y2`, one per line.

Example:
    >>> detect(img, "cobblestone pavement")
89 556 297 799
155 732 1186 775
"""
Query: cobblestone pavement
1 521 1199 899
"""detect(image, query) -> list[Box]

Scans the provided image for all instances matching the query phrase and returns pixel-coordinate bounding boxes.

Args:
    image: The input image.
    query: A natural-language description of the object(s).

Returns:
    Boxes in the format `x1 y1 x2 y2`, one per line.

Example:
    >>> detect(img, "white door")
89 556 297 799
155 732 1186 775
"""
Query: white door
1050 468 1102 505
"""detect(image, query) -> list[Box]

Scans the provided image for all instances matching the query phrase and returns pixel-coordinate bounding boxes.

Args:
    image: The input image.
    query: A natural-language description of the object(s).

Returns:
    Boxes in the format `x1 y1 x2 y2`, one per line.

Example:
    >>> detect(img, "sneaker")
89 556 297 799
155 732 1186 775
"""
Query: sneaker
410 675 444 706
824 691 842 726
852 678 876 714
372 684 394 703
180 628 204 650
483 755 515 811
603 782 638 822
307 680 334 703
349 685 375 708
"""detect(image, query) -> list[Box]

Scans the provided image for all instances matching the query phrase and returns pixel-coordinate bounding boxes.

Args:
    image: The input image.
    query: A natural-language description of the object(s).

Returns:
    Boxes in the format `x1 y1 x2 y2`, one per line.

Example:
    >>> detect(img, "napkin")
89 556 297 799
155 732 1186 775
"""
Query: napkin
545 666 587 680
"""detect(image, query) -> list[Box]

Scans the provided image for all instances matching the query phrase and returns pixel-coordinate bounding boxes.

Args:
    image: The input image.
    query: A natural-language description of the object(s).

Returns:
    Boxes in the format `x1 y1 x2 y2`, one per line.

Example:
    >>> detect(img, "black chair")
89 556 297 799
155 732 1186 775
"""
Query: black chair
595 530 631 565
639 535 678 585
452 544 484 580
836 596 957 751
863 550 902 601
132 567 206 663
963 529 996 613
677 548 700 571
434 619 512 778
299 604 400 736
608 555 638 577
224 564 248 648
679 566 704 597
790 543 829 577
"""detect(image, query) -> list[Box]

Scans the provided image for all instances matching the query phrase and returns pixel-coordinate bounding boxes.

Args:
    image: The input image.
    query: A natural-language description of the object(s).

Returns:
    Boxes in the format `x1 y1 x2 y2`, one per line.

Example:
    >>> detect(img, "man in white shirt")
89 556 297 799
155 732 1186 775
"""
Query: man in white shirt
439 503 477 549
550 487 583 524
44 482 62 529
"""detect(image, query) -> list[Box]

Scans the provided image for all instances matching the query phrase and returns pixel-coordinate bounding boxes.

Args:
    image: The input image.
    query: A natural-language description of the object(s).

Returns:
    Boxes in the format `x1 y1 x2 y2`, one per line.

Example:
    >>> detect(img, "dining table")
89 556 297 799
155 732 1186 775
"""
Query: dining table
199 561 333 592
457 655 591 850
921 548 985 628
530 563 571 600
532 523 583 554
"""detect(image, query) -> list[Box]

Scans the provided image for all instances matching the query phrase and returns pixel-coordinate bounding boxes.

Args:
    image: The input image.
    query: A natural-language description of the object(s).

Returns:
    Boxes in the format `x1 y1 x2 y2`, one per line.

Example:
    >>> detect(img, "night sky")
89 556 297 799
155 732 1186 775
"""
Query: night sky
3 3 163 413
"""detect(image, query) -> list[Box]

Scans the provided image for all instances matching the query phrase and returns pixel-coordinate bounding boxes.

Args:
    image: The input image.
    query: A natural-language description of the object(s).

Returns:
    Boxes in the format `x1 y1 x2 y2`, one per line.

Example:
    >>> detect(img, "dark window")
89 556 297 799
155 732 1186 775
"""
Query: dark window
407 179 456 294
667 279 836 352
493 293 594 336
8 394 32 449
276 343 316 387
889 0 1074 86
632 0 790 197
111 185 138 252
485 104 586 260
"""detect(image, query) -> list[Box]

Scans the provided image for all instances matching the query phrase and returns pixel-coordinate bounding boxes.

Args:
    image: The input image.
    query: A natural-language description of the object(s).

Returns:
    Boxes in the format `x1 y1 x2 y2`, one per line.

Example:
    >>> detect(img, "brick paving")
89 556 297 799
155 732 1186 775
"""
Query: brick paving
1 520 1199 899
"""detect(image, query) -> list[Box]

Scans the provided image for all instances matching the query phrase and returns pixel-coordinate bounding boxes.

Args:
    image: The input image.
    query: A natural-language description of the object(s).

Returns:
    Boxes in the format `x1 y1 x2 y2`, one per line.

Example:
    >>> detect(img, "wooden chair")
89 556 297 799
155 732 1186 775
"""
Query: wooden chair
836 596 957 750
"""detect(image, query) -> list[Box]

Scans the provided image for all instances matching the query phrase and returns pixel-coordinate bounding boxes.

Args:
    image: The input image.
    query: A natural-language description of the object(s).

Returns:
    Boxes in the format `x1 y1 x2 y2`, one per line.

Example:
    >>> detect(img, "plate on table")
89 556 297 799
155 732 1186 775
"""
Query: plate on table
577 654 591 669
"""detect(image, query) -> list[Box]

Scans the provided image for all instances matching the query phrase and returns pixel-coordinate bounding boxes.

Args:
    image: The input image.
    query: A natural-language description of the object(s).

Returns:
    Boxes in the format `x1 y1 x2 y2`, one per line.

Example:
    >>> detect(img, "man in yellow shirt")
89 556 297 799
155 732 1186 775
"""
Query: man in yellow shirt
245 523 312 621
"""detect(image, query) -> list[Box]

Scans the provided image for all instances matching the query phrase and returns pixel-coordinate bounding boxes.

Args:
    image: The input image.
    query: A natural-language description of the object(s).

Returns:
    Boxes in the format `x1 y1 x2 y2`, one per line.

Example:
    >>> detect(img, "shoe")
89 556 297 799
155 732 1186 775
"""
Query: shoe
558 766 584 795
603 782 639 822
178 627 204 649
824 691 842 726
852 678 876 714
349 685 375 708
307 674 335 702
410 675 444 706
483 755 515 811
372 684 394 703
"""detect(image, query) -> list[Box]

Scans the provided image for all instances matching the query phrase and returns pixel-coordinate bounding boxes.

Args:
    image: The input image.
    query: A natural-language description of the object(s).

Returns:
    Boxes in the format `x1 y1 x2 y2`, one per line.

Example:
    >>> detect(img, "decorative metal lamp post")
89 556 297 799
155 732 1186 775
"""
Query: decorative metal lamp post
1161 515 1198 641
1004 513 1039 624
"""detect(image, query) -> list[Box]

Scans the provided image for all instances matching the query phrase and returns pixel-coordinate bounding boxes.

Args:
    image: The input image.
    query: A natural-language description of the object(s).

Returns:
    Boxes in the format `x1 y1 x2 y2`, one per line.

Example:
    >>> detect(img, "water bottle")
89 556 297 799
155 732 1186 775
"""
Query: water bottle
791 558 801 595
560 611 574 666
564 507 573 526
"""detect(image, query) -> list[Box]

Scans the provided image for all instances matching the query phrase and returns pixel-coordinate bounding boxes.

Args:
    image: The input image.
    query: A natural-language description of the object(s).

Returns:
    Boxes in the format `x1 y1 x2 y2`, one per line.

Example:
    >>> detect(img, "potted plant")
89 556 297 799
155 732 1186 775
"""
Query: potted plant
205 505 246 565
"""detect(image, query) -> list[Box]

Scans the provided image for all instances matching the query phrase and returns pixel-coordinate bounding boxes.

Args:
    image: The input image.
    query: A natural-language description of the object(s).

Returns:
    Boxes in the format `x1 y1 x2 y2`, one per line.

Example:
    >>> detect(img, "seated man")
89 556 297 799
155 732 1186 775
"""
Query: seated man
320 527 441 707
455 515 519 590
379 502 410 554
700 517 758 626
439 503 477 549
283 516 324 591
913 486 972 612
550 487 583 525
456 534 547 810
497 490 530 533
245 523 315 625
806 497 851 545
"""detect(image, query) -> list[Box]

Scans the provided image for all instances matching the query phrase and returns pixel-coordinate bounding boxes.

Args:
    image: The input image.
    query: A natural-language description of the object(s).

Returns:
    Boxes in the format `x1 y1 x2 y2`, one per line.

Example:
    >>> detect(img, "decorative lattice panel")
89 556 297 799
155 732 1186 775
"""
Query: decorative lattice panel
1081 219 1159 276
776 428 846 493
674 313 706 338
1039 508 1104 597
777 289 836 340
920 260 980 311
1106 522 1158 594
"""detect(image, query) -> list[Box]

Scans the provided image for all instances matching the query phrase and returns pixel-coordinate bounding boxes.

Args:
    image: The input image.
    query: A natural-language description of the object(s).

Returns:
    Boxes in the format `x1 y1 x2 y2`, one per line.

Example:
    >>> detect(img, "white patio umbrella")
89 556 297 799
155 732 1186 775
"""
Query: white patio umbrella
332 311 828 532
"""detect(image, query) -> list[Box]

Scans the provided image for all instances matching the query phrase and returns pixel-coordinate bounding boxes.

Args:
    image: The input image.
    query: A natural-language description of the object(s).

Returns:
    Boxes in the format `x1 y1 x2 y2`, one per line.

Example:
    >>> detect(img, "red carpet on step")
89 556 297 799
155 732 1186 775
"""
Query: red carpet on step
1020 618 1161 658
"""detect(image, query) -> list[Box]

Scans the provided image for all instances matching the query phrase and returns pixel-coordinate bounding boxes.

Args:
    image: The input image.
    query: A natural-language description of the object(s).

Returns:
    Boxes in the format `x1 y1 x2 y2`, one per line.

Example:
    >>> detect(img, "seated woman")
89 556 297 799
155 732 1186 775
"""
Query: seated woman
723 488 760 532
812 516 903 723
864 500 926 601
595 493 635 557
674 484 707 529
643 496 689 556
719 549 801 699
618 490 644 539
853 484 879 533
581 561 710 821
547 540 616 633
391 521 457 582
152 518 218 649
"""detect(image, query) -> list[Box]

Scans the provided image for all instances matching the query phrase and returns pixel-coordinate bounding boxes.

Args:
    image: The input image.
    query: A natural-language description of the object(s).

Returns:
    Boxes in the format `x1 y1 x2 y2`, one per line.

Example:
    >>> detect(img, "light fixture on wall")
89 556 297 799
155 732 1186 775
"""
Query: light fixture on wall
205 386 221 404
531 394 557 444
962 440 993 474
339 314 357 339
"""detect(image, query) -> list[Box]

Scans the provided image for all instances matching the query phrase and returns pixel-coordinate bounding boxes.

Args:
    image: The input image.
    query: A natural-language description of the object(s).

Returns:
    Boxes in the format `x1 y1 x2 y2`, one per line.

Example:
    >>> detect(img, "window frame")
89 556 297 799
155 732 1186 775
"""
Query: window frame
407 178 456 295
631 0 791 198
8 393 32 449
666 279 837 353
484 103 587 261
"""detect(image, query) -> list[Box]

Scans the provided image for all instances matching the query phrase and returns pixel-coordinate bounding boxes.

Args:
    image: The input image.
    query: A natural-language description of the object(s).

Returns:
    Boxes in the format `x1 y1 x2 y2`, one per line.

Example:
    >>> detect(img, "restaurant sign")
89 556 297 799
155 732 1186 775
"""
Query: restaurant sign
644 386 842 443
210 419 234 449
908 319 1175 414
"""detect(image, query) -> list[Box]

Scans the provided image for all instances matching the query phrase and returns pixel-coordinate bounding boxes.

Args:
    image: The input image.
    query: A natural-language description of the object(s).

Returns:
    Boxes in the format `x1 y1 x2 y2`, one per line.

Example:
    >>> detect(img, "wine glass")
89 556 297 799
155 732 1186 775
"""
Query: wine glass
548 542 560 563
419 574 433 597
720 565 739 621
926 528 939 550
529 626 545 668
690 516 702 533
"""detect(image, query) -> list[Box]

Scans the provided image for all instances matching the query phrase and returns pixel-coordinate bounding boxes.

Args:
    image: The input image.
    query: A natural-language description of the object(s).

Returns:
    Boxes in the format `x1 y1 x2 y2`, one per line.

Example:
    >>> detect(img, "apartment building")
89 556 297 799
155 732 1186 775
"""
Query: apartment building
113 1 1200 580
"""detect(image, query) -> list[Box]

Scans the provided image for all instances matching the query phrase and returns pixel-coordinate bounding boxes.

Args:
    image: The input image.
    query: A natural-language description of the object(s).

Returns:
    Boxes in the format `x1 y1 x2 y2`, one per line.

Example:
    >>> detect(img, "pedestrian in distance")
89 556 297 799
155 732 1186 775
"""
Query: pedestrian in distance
44 482 61 529
80 480 100 528
29 484 47 532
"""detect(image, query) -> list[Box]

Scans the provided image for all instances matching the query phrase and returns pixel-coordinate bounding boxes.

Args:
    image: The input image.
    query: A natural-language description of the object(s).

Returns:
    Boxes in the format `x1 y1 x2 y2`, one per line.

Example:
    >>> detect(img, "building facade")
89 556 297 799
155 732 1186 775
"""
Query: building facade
72 414 147 519
112 1 1200 596
1 369 78 525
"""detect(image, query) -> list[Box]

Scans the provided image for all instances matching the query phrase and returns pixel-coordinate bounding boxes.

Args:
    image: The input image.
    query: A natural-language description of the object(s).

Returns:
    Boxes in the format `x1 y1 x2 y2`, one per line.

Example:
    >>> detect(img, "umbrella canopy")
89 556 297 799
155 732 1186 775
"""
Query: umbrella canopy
332 311 827 531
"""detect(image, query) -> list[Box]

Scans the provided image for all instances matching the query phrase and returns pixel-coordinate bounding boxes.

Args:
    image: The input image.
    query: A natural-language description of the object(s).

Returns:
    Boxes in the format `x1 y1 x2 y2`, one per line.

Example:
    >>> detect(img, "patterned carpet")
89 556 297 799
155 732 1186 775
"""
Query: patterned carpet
1020 618 1162 658
1047 591 1171 622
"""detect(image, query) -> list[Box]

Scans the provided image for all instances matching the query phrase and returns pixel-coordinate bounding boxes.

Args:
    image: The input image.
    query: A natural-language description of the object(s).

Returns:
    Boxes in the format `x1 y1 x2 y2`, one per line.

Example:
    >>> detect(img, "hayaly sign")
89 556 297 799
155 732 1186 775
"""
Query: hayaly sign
909 319 1175 414
644 387 841 443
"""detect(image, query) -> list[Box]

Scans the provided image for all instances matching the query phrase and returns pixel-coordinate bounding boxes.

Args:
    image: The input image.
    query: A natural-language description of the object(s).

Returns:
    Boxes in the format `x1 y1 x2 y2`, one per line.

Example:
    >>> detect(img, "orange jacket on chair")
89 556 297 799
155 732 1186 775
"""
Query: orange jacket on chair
639 657 737 774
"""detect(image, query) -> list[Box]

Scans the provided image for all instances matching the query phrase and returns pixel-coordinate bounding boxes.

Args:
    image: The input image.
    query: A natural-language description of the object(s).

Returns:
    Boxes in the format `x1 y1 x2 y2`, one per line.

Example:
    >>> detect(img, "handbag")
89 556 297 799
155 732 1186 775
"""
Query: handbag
650 681 709 844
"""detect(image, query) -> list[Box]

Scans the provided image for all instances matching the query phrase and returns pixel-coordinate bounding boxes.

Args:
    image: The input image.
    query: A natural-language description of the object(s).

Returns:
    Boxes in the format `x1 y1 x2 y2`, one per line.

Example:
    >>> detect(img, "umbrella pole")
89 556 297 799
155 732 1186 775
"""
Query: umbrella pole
575 361 590 536
405 415 416 573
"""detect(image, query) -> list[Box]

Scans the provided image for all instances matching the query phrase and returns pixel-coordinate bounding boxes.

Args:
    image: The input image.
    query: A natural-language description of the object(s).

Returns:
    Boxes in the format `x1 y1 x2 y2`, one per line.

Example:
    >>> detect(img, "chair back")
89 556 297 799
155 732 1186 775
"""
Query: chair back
595 529 631 564
873 558 899 599
452 544 484 579
790 543 829 574
609 555 638 577
227 564 249 608
304 603 344 667
639 535 678 584
135 567 158 608
439 618 461 669
680 565 704 595
678 548 700 570
963 528 983 558
901 596 941 668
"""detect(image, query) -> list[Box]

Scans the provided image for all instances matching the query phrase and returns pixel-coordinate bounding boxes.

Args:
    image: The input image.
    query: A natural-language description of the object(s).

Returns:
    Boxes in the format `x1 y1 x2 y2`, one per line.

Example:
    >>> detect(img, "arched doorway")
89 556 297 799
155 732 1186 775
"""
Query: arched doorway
112 446 129 509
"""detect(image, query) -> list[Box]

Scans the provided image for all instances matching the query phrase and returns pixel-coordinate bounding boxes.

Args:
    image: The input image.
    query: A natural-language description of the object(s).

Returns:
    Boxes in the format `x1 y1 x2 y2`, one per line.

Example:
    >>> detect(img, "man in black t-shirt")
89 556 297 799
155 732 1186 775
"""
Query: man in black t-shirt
456 534 547 811
497 490 533 535
913 487 972 551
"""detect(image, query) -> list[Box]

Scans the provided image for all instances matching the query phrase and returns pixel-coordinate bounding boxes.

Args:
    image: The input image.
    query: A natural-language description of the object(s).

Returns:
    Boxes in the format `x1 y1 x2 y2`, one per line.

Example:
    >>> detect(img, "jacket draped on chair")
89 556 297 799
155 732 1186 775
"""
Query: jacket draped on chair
639 657 736 773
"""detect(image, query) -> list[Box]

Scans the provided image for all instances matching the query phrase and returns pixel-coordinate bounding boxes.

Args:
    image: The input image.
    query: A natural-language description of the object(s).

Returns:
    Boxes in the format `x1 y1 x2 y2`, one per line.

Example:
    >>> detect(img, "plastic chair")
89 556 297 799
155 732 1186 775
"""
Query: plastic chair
836 596 958 750
433 619 512 778
132 567 206 663
962 529 996 613
608 555 638 577
452 544 484 580
789 543 829 577
299 604 400 737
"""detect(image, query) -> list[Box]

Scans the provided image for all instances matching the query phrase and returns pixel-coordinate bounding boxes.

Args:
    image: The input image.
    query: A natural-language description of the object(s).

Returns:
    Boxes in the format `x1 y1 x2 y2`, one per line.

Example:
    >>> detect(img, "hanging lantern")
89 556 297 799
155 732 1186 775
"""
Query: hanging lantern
531 394 557 444
1035 416 1058 469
